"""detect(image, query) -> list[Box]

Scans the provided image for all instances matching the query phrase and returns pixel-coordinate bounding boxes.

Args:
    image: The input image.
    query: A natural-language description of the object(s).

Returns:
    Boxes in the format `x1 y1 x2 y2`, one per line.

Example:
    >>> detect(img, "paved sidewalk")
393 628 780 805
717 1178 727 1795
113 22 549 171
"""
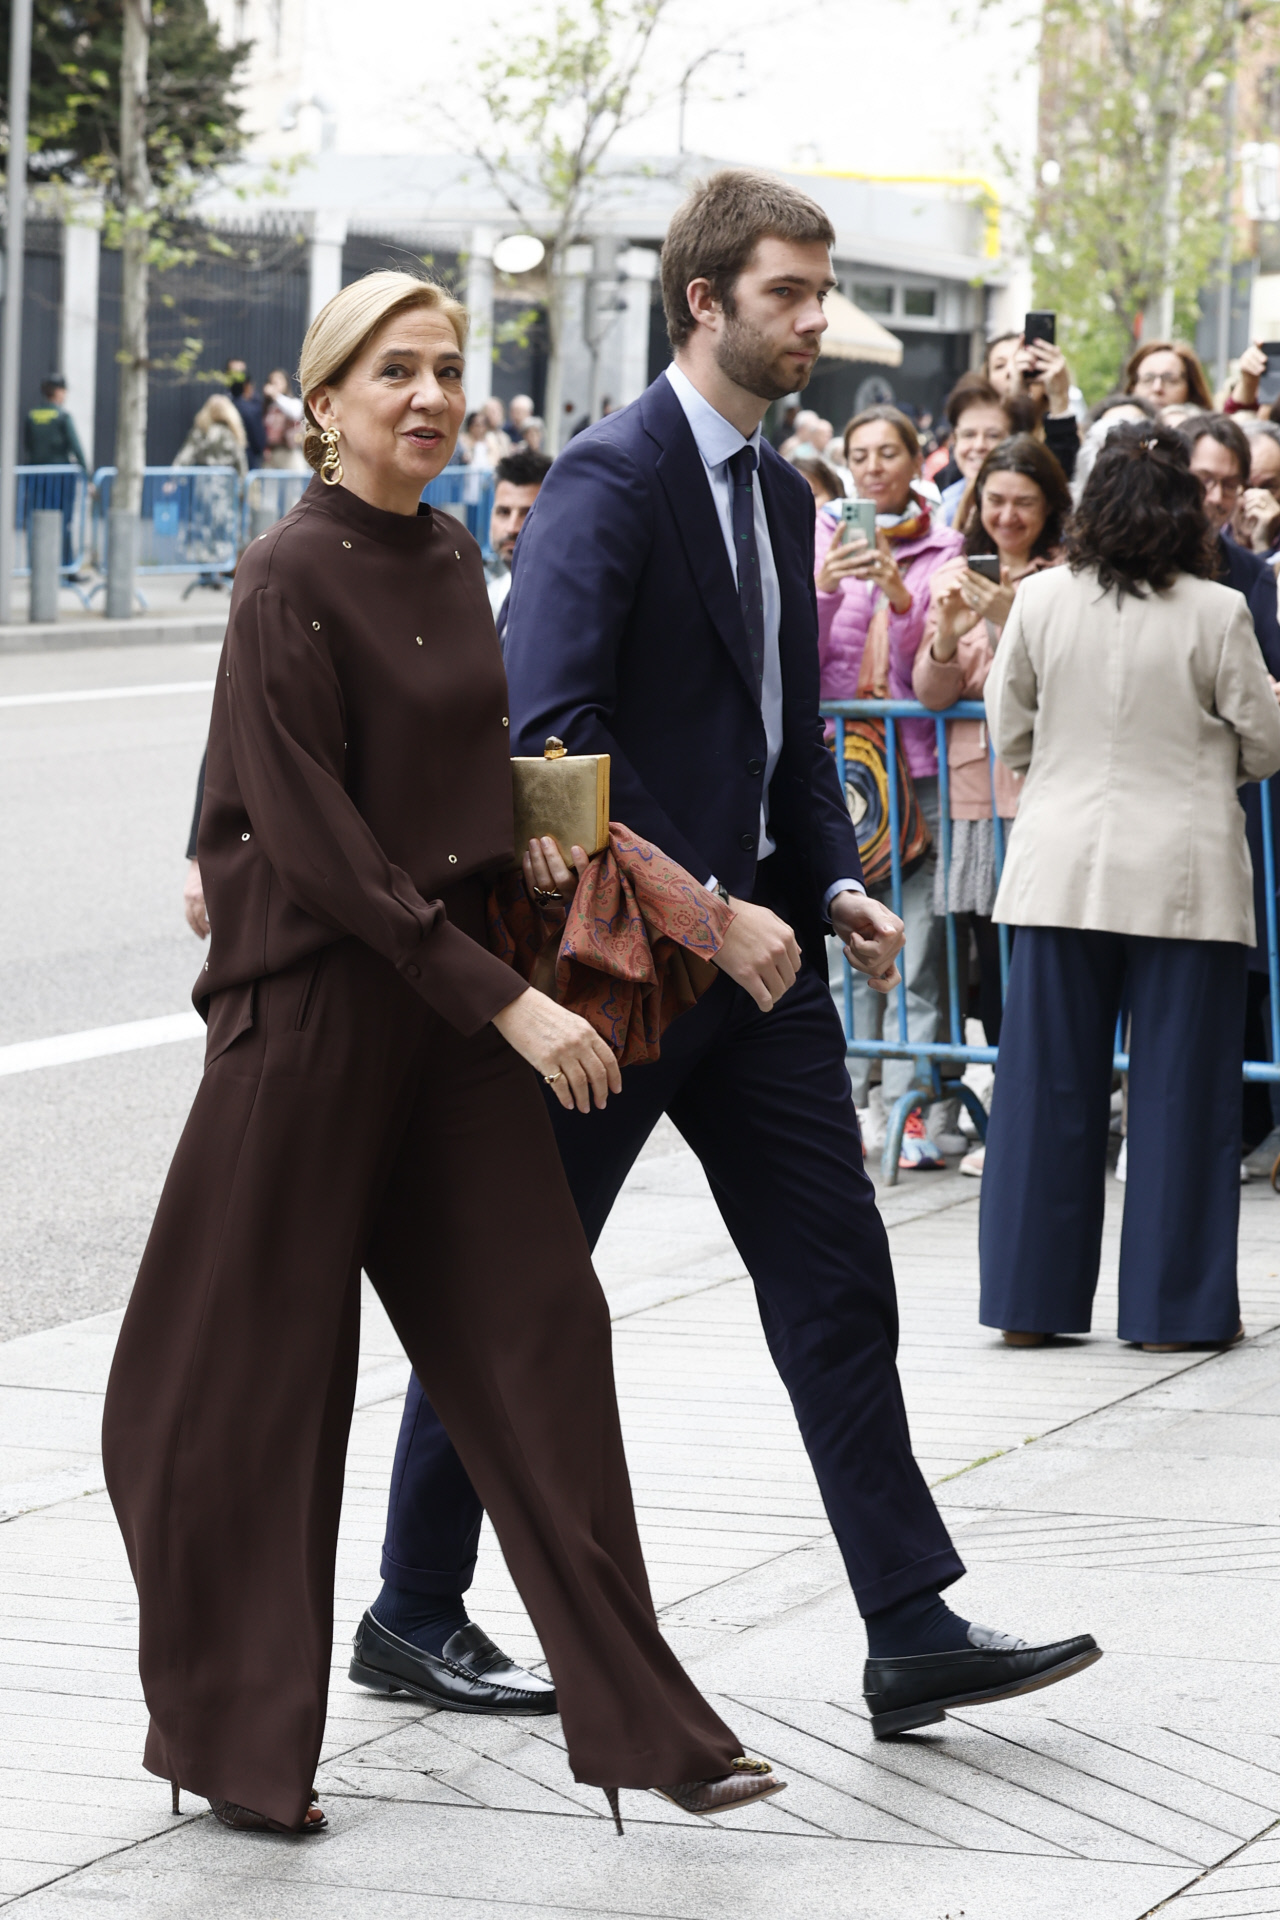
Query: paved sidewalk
0 1123 1276 1917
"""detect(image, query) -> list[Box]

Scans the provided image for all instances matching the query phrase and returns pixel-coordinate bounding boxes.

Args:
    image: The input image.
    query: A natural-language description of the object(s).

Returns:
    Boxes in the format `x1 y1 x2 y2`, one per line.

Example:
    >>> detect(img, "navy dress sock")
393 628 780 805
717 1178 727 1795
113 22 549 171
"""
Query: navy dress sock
864 1588 971 1658
370 1584 471 1657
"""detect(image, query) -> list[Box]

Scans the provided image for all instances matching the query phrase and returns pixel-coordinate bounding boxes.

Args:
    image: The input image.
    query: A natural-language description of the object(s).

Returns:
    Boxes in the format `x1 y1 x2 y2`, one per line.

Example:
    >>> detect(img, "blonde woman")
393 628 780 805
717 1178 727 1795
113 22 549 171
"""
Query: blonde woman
103 273 783 1835
173 393 248 476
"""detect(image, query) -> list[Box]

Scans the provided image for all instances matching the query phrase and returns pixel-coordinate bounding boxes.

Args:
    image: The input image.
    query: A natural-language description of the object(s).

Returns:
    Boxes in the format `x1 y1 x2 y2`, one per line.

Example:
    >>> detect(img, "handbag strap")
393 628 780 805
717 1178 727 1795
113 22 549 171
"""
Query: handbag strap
856 599 891 700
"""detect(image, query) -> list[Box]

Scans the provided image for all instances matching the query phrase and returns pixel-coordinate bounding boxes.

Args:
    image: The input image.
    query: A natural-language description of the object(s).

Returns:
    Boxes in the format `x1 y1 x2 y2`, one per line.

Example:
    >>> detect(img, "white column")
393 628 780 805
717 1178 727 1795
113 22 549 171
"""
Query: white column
618 246 659 405
465 226 495 411
308 209 347 323
60 197 102 468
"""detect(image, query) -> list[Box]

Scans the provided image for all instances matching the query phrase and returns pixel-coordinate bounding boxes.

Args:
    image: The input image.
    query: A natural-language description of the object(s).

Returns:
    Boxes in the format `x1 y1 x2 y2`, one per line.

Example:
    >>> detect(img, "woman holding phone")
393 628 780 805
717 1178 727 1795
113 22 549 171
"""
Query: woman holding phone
914 438 1070 1100
815 404 964 1164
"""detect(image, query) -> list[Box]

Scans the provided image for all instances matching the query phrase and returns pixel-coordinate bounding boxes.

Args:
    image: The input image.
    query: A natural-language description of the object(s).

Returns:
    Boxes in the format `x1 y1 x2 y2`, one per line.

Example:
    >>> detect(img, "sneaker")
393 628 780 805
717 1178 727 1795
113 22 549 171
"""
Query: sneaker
857 1087 888 1153
959 1144 985 1178
926 1097 967 1156
899 1109 946 1171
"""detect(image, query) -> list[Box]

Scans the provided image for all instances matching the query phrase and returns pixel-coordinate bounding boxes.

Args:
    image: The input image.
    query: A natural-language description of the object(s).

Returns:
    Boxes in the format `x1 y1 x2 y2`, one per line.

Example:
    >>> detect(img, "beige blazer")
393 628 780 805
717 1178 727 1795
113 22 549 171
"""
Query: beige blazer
985 565 1280 943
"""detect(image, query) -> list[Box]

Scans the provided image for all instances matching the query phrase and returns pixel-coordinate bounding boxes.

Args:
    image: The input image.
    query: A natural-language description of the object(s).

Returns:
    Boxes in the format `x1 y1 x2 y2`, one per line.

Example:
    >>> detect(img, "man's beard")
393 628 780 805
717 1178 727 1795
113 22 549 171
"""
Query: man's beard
713 305 812 403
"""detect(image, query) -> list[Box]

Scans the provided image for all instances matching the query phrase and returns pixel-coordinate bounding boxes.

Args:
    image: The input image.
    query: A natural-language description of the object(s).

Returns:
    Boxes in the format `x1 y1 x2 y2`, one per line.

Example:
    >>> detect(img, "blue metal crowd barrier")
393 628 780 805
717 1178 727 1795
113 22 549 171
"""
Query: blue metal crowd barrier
14 464 492 606
14 466 91 604
92 467 242 601
822 696 1280 1184
423 464 496 557
244 469 310 543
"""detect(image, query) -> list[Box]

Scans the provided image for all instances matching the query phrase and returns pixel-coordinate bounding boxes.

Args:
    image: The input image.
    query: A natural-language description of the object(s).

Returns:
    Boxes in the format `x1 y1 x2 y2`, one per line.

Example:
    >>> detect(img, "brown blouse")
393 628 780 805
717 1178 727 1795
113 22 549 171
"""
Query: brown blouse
196 477 525 1040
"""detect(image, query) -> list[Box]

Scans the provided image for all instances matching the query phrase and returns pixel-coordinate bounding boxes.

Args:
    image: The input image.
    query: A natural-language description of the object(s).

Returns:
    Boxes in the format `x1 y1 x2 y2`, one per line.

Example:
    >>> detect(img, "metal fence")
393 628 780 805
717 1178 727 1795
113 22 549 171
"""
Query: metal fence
244 470 311 542
14 466 90 600
423 465 496 554
9 463 497 611
92 467 242 601
823 696 1280 1185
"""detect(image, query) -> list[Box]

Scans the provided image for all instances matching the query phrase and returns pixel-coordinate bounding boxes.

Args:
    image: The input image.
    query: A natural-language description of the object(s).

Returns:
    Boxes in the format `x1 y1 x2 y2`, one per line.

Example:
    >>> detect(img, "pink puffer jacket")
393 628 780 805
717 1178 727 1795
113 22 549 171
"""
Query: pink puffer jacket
814 508 965 778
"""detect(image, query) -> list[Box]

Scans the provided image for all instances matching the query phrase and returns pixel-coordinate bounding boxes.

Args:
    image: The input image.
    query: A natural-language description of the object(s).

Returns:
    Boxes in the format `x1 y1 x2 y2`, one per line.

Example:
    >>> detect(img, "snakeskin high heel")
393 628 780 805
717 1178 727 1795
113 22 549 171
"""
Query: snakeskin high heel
602 1756 785 1833
170 1782 327 1833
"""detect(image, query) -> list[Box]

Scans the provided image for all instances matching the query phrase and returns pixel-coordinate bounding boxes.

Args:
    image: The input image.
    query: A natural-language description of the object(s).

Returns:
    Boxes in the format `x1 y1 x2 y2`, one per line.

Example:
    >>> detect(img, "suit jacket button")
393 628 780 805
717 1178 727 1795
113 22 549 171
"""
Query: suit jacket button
740 832 756 852
747 758 764 777
405 963 421 979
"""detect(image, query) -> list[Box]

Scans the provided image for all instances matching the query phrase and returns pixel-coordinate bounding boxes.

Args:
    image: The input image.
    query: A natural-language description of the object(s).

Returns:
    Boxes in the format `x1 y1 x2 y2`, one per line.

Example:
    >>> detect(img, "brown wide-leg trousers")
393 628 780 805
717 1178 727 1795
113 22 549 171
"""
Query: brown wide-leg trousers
102 925 739 1831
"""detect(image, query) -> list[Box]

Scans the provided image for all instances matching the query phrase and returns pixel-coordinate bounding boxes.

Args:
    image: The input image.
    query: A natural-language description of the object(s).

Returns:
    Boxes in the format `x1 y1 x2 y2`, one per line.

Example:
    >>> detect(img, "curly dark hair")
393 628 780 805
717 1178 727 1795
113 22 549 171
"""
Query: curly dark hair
964 435 1072 561
1065 419 1217 598
495 446 552 489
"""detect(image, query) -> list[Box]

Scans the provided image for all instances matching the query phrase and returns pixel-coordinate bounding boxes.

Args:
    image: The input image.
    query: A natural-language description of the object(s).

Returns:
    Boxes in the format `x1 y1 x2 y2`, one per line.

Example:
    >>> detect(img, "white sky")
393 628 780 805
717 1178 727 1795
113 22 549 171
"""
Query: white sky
298 0 1039 194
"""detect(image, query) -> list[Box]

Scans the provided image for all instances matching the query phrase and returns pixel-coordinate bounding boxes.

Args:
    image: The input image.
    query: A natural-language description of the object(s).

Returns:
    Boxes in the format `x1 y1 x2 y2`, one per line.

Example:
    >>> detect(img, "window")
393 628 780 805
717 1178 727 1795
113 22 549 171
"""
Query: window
852 283 893 314
903 288 937 318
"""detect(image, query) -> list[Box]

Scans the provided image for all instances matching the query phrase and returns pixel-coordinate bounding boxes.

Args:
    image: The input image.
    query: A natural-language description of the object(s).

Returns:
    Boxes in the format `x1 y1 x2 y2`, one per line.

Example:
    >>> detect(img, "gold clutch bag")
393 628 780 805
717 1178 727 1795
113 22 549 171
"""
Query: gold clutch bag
509 736 611 866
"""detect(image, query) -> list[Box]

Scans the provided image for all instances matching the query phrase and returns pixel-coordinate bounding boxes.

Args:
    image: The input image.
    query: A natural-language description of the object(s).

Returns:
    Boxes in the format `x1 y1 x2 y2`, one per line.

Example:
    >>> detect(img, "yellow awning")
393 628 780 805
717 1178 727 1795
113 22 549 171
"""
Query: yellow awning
819 290 904 367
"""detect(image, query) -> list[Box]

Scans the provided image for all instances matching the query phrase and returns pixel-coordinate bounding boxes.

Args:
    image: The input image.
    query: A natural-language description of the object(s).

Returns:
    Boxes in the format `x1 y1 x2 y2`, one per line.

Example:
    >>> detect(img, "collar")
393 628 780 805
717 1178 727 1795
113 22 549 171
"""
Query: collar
665 363 763 472
300 474 439 551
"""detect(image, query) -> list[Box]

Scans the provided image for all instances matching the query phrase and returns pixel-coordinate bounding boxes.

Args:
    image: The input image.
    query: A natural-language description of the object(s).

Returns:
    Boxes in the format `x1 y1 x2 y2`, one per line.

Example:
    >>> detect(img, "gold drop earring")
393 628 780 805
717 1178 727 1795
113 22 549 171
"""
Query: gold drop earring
319 425 343 487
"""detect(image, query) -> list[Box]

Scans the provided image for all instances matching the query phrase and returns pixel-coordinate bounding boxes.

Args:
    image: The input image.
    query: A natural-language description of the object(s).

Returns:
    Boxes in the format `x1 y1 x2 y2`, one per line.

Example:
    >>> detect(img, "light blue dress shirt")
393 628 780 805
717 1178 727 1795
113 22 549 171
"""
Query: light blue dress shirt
664 362 862 910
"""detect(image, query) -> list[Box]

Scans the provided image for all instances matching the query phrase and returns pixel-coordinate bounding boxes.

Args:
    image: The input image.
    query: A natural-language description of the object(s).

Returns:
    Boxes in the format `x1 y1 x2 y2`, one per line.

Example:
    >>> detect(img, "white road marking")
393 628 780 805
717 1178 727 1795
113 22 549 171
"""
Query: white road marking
0 1012 204 1078
0 681 215 710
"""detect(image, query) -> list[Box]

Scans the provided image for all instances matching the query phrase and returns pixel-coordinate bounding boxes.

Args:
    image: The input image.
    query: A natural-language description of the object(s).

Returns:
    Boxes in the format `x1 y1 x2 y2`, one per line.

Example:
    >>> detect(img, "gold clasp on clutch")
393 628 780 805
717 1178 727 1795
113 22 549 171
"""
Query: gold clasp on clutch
544 737 568 760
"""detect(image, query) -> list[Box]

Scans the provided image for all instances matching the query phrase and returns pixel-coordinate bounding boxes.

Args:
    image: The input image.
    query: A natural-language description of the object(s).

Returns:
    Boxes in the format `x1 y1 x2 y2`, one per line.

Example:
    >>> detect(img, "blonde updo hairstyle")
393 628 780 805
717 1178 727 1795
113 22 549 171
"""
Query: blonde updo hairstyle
298 270 470 474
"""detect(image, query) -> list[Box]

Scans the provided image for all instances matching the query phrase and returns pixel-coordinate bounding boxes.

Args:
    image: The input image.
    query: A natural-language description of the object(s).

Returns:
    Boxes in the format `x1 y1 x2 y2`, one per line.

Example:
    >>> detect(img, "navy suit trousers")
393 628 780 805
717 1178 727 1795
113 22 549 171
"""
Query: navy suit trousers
381 880 962 1617
978 926 1246 1344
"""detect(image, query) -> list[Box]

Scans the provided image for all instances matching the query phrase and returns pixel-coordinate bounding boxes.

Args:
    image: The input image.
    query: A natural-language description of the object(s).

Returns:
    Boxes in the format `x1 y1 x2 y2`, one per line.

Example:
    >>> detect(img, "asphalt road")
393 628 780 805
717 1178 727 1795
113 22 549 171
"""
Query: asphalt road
0 640 221 1338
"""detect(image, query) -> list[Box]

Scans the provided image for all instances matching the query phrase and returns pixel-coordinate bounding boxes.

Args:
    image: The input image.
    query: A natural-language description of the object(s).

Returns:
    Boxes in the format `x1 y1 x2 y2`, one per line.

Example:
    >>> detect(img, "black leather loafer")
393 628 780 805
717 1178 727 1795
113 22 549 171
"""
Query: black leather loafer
350 1611 558 1716
864 1623 1102 1738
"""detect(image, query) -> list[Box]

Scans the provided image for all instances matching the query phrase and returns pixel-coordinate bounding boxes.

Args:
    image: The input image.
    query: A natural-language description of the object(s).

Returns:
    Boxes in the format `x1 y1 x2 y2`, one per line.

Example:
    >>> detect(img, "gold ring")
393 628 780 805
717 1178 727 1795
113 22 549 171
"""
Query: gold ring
543 1069 564 1085
532 886 562 903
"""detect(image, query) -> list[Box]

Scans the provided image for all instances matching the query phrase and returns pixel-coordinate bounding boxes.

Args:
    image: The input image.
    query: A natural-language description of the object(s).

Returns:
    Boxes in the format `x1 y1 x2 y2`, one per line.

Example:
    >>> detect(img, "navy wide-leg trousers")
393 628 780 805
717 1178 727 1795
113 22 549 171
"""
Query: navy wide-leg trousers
382 940 963 1618
978 926 1246 1345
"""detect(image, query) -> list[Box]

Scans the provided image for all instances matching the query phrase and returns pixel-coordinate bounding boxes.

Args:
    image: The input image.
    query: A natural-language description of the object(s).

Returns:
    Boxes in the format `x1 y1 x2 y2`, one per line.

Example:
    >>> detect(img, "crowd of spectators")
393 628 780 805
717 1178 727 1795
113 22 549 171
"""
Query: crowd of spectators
786 326 1280 1198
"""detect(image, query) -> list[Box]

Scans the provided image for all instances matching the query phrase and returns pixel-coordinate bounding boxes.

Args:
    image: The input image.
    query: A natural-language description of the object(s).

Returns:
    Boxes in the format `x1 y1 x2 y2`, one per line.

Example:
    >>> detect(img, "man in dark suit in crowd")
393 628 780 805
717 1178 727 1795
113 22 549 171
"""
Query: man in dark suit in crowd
351 171 1100 1737
224 358 265 470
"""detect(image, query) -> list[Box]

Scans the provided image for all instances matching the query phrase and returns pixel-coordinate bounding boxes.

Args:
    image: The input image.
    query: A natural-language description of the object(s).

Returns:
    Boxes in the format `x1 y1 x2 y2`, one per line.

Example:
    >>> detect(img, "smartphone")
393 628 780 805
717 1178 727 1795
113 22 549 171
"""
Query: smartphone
1260 342 1280 406
969 554 1002 583
840 498 877 547
1024 310 1056 348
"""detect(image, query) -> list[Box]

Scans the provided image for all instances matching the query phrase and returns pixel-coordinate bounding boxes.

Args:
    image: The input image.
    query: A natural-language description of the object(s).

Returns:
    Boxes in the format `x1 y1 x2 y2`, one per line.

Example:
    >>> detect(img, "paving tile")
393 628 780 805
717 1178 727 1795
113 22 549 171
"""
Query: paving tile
0 1134 1275 1916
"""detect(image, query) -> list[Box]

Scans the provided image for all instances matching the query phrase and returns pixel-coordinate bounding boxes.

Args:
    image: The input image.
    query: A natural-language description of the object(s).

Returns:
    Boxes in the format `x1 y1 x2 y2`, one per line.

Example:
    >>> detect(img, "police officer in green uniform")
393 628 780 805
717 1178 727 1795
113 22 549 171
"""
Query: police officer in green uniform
23 376 88 574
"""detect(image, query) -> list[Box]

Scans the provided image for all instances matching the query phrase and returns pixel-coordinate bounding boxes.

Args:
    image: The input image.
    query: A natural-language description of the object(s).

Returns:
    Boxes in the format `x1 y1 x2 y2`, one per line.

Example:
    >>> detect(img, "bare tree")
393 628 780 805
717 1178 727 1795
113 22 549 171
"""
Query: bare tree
106 0 152 618
445 0 676 451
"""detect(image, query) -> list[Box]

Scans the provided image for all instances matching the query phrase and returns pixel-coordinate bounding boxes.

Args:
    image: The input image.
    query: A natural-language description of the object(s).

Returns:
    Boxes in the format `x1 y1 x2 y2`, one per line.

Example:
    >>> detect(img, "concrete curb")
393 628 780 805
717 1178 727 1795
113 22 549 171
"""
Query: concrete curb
0 612 227 653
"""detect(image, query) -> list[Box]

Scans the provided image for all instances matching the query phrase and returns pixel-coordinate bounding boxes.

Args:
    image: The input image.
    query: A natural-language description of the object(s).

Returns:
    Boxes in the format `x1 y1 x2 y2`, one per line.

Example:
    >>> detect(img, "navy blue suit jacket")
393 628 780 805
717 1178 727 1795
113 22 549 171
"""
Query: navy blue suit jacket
1222 534 1280 968
503 374 862 963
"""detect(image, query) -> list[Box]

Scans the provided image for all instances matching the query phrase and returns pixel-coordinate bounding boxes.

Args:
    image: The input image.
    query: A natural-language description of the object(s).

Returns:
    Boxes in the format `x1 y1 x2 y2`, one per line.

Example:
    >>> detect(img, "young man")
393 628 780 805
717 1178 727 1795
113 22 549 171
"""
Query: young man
485 445 552 626
354 172 1099 1740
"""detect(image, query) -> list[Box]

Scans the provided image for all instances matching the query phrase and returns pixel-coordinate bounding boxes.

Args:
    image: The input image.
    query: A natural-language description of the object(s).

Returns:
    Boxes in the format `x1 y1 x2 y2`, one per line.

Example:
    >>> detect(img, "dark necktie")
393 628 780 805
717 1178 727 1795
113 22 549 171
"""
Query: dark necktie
728 445 764 693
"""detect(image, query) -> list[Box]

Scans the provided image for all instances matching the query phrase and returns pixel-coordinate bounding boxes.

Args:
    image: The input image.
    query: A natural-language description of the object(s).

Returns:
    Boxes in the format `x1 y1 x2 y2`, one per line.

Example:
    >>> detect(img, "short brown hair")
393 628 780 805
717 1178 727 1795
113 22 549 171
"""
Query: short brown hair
661 169 835 351
1180 410 1250 485
843 404 920 460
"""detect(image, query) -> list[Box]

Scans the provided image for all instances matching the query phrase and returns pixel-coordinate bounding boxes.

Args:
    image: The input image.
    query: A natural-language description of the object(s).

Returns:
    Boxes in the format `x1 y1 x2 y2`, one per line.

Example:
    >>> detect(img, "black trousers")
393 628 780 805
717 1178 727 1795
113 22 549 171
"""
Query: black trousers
978 926 1246 1344
383 874 963 1618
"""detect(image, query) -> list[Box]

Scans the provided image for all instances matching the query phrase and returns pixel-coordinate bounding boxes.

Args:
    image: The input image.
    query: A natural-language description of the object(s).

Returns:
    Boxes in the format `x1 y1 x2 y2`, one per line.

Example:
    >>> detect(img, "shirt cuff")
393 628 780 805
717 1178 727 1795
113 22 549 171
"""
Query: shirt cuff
823 879 866 920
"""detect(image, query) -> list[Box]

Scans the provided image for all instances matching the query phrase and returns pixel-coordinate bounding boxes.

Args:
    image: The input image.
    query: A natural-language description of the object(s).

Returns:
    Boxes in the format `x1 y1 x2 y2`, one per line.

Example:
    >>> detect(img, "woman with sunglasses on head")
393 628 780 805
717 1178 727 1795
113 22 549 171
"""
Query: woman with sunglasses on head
102 271 783 1838
978 422 1280 1350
